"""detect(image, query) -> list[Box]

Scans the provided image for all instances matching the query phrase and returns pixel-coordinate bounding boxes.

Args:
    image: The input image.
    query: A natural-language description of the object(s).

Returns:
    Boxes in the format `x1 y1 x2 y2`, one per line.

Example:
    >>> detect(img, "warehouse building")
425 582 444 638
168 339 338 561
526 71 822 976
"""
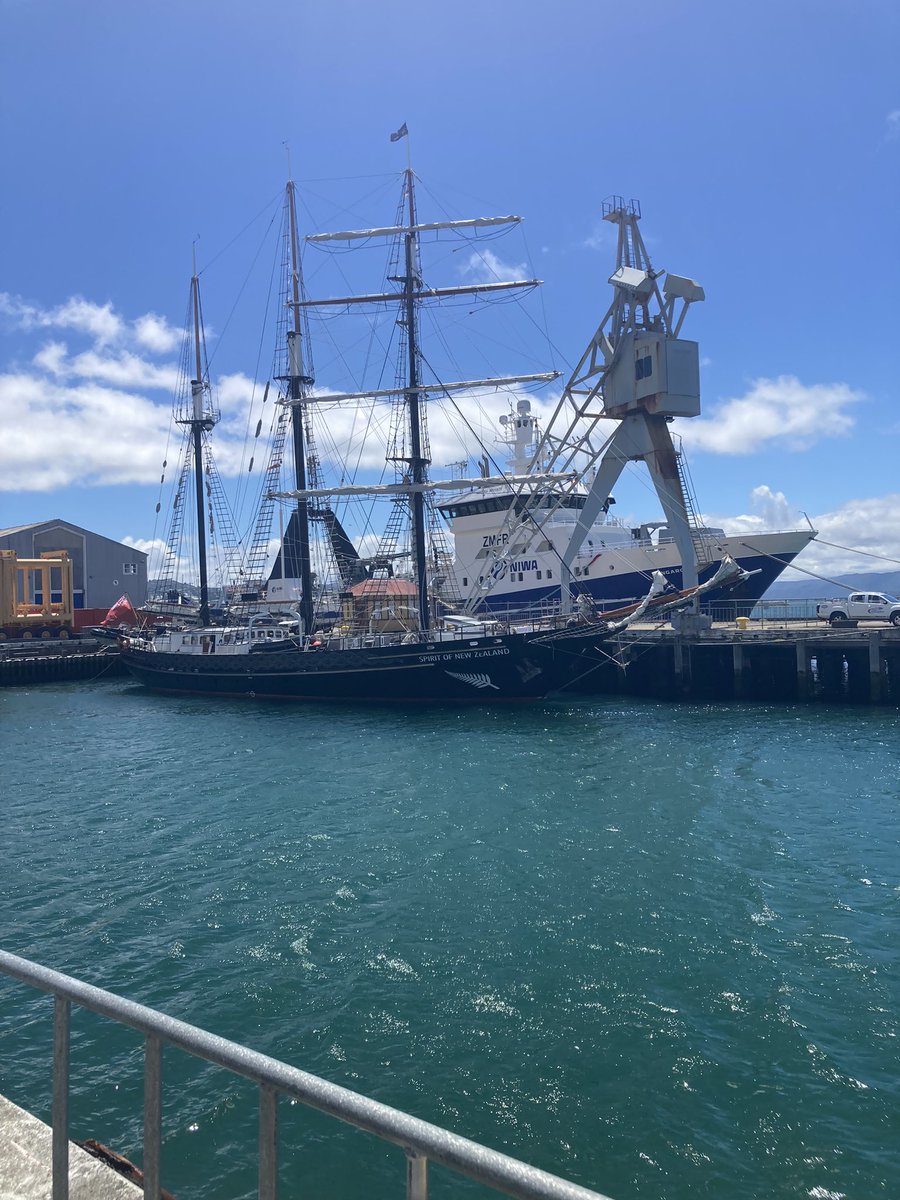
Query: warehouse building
0 519 148 613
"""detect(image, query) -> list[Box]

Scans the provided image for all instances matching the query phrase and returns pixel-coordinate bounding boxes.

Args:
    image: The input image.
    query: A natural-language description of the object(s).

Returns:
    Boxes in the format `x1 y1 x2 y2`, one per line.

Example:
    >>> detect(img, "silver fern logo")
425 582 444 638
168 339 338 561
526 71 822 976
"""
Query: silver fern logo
445 671 499 690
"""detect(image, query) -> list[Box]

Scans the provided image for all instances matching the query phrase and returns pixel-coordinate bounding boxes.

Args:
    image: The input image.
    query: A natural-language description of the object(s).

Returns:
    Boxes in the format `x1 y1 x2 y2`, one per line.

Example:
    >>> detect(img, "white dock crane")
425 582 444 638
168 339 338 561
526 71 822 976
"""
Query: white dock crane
558 197 707 593
463 196 711 618
465 196 710 619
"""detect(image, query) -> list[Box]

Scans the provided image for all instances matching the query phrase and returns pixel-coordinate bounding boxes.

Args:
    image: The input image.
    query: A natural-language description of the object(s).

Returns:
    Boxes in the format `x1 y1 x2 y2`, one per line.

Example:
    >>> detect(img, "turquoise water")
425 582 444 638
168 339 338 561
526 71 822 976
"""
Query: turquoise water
0 680 897 1200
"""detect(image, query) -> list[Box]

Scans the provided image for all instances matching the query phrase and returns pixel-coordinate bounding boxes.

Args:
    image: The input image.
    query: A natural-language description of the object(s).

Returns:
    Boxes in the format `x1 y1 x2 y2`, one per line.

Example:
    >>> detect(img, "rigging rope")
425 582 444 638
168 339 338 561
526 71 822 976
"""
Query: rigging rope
809 538 900 569
736 540 858 593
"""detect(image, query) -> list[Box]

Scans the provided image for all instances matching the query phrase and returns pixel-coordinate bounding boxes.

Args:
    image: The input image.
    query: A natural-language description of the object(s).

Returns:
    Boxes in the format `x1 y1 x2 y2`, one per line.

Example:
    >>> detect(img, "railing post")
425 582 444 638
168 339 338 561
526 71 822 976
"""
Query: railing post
406 1149 428 1200
259 1083 279 1200
143 1033 163 1199
52 996 70 1200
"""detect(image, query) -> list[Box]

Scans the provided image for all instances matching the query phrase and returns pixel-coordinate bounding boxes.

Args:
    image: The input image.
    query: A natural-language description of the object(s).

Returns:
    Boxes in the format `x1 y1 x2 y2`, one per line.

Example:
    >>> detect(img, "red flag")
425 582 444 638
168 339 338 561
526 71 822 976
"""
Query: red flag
101 594 139 627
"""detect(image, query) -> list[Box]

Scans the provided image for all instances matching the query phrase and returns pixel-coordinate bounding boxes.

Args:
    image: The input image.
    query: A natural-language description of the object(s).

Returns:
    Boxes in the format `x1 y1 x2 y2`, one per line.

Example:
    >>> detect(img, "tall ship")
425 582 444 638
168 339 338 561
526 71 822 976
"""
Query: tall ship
121 146 764 702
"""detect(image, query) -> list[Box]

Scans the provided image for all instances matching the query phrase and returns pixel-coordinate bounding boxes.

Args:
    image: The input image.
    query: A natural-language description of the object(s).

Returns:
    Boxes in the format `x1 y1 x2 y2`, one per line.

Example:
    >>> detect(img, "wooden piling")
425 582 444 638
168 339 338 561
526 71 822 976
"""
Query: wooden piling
732 643 747 700
795 641 809 700
868 632 884 704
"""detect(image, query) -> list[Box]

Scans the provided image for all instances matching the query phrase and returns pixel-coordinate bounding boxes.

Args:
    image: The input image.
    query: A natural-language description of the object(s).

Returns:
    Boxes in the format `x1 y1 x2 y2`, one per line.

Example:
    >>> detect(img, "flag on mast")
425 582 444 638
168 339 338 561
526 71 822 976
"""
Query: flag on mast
390 122 408 143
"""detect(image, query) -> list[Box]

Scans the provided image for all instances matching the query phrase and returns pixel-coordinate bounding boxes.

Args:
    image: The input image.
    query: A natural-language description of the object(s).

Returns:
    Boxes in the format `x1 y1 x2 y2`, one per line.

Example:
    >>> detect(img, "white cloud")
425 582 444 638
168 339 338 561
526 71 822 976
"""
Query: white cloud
583 224 612 252
297 385 563 478
885 110 900 141
34 342 179 391
133 313 181 353
355 532 386 560
0 293 124 345
675 375 861 454
0 290 264 492
122 535 167 556
121 535 189 582
1 292 183 356
701 484 800 535
216 371 258 414
704 486 900 581
799 493 900 577
32 340 68 375
459 248 527 284
123 534 242 590
0 372 174 491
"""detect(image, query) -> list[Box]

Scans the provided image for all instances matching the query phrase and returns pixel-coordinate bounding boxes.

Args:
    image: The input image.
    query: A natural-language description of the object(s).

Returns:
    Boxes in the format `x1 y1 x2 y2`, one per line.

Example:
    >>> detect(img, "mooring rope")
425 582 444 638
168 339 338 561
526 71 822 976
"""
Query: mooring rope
809 538 900 569
737 541 864 594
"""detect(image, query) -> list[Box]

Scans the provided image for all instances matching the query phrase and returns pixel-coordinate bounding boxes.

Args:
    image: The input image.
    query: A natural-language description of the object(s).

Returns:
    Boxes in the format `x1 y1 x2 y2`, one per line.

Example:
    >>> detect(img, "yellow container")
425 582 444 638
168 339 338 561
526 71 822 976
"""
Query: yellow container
735 616 750 630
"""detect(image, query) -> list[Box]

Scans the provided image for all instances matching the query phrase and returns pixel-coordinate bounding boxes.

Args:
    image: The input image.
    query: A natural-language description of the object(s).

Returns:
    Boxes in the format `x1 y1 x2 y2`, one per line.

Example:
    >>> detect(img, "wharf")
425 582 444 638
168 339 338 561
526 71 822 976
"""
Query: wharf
0 1094 141 1199
3 625 898 705
580 621 900 704
0 639 126 687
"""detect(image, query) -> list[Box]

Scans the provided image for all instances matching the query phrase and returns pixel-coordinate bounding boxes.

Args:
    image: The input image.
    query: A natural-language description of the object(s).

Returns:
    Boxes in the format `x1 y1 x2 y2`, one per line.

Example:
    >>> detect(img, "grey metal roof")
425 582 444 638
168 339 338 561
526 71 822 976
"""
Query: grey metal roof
0 518 148 557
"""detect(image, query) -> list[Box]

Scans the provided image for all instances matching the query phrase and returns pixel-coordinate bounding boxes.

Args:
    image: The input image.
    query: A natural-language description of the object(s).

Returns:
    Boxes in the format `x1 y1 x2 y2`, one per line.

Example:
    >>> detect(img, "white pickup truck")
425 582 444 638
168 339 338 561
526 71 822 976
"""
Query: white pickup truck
817 592 900 627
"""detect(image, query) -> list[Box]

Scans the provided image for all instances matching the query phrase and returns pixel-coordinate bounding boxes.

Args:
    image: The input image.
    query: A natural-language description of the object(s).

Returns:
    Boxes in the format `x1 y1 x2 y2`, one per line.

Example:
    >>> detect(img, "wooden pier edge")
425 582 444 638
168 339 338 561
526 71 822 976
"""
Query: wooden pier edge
565 624 900 704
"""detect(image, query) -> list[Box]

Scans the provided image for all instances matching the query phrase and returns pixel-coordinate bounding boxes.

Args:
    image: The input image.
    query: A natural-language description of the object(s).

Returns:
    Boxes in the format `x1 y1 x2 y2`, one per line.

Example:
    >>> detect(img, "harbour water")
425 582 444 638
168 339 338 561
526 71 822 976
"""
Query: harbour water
0 680 897 1200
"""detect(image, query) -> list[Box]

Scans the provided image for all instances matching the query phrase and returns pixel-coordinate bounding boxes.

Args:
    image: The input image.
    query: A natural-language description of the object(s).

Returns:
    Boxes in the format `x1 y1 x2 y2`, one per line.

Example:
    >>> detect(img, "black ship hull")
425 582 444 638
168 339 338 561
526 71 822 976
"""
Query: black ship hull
120 625 613 703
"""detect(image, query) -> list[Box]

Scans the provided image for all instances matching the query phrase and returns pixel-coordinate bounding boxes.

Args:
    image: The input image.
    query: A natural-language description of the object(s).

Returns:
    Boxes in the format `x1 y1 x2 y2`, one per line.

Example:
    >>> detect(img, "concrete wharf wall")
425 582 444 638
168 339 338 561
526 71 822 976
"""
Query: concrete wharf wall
572 624 900 704
0 1093 142 1199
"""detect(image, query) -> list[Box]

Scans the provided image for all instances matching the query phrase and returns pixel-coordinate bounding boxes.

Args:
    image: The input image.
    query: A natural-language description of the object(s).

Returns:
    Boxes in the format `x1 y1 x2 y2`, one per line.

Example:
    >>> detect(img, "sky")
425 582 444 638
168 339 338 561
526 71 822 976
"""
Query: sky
1 0 898 584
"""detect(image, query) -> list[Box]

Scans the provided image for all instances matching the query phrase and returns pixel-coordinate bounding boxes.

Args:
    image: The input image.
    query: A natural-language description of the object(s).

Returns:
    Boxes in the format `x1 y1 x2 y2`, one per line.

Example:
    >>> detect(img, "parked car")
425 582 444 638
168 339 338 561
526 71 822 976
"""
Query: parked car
816 592 900 627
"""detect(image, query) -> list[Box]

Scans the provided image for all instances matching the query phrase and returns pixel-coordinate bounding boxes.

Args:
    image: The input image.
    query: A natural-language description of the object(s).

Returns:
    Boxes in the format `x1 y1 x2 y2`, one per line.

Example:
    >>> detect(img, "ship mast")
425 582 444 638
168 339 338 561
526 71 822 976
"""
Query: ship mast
282 137 558 631
401 169 430 629
284 179 315 636
180 259 217 626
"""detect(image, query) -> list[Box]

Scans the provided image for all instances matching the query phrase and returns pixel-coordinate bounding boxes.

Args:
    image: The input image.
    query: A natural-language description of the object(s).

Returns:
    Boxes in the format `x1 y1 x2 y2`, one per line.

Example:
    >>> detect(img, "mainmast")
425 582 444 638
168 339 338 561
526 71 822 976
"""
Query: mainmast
283 180 315 636
282 133 557 631
401 168 430 630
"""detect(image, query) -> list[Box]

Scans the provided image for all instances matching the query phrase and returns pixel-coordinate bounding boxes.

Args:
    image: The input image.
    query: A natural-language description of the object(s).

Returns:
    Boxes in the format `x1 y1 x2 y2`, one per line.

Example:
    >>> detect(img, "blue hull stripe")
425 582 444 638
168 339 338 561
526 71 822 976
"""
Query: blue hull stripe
475 551 800 613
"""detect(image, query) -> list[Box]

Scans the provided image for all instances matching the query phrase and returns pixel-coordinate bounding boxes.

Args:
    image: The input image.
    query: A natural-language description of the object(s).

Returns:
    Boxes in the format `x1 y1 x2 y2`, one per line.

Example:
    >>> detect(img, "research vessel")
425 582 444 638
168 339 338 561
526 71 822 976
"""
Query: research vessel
440 398 814 615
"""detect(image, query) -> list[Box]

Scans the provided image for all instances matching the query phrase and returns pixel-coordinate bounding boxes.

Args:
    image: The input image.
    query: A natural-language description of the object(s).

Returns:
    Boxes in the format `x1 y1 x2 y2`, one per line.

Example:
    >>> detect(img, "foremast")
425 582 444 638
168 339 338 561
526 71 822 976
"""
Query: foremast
176 263 217 625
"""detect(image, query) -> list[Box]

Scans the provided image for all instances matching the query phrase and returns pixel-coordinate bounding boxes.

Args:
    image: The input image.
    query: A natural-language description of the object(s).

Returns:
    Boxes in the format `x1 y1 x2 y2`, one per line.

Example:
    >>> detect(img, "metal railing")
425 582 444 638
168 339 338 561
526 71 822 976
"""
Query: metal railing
0 950 613 1200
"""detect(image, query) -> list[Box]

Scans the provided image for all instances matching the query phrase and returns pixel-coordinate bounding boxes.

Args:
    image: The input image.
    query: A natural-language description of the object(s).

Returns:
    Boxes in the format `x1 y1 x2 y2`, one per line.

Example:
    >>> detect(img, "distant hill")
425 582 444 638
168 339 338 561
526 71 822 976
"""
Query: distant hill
765 570 900 601
148 579 230 605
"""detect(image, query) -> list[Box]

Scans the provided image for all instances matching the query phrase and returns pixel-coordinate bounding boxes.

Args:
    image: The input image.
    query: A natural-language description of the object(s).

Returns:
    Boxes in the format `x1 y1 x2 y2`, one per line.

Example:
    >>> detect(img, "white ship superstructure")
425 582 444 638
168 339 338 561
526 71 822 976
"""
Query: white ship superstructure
440 397 814 614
